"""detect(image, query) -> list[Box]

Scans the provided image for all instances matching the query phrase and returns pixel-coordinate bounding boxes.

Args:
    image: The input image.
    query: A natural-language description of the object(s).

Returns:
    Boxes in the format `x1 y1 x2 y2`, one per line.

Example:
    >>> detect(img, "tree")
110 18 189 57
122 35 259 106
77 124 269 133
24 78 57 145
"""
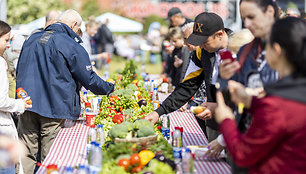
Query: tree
7 0 66 25
81 0 101 20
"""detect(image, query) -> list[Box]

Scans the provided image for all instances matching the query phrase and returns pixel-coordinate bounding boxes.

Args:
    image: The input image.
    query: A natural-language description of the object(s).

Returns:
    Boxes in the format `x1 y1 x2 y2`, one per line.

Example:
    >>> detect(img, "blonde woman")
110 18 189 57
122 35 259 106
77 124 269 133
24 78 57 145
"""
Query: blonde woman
81 16 109 61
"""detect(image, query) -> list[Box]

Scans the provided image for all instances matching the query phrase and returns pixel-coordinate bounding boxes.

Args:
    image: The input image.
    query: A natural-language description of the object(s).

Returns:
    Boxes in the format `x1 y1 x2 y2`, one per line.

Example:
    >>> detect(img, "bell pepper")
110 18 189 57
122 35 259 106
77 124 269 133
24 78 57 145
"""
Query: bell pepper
138 150 155 166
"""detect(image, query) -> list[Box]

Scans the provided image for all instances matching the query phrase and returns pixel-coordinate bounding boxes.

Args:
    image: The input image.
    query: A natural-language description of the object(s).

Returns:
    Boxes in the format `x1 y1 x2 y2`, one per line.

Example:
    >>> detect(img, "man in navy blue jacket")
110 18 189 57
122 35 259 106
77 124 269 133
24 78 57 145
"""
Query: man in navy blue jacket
16 9 114 173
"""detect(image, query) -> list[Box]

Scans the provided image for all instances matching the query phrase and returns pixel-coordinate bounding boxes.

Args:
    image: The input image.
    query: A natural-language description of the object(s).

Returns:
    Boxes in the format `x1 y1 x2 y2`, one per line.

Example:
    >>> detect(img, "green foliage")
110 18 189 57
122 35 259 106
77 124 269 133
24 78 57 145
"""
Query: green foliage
119 59 139 88
143 14 168 34
148 136 174 160
80 0 101 20
111 88 135 99
104 142 135 160
126 84 138 91
7 0 66 25
120 59 138 77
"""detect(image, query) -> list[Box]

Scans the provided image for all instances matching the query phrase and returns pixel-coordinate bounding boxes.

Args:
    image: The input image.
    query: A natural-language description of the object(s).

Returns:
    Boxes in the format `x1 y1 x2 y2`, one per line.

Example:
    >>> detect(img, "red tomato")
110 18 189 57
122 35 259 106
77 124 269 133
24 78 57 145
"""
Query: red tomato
130 154 141 166
115 115 123 121
112 118 122 124
112 115 123 124
130 165 143 173
118 158 130 171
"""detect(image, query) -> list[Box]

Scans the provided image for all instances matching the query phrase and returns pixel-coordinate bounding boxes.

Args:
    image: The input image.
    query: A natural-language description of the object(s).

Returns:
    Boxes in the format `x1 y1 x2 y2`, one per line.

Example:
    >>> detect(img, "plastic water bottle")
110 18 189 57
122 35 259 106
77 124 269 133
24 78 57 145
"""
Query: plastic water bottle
88 125 97 144
161 115 170 140
77 165 88 174
83 91 88 102
143 79 148 91
172 127 182 147
88 143 102 174
152 88 160 110
104 64 110 80
145 80 149 92
173 128 182 164
87 126 97 156
141 64 146 80
150 80 154 92
87 141 96 161
182 148 194 174
96 125 105 147
145 73 150 82
63 166 74 174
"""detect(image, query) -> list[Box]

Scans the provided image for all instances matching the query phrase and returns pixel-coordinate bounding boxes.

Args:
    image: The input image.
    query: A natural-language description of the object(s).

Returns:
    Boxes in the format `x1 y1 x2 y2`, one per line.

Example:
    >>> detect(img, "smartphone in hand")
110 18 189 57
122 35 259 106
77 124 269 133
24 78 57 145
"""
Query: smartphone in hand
219 50 235 62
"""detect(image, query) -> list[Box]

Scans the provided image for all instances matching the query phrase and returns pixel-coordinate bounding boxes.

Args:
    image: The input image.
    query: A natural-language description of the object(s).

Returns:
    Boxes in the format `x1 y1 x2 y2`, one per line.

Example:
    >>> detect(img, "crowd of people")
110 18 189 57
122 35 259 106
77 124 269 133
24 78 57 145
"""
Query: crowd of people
1 9 115 174
146 1 306 174
0 1 305 174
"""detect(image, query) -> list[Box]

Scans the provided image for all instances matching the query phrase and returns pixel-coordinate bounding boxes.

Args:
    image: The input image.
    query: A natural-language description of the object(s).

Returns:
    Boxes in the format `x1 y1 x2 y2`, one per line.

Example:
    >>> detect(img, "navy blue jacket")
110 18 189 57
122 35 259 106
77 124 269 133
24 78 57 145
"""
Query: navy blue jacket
231 38 279 132
16 23 114 120
232 38 279 87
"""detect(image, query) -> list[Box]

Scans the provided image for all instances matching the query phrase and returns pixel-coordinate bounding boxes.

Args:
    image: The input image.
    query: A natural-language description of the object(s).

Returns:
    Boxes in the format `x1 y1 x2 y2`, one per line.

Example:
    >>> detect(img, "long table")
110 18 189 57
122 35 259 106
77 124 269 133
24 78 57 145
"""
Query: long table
170 111 231 174
36 120 89 173
36 112 231 174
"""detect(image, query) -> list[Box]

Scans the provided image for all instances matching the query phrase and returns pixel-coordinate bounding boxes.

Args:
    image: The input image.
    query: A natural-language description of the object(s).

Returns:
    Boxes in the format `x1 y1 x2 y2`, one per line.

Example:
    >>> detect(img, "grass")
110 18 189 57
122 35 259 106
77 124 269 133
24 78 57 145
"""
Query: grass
97 53 163 76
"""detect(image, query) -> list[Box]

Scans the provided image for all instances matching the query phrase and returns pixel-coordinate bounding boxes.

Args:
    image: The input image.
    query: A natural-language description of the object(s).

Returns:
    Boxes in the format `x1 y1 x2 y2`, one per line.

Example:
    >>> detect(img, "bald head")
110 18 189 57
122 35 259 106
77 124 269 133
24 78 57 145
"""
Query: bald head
45 10 60 28
57 9 82 33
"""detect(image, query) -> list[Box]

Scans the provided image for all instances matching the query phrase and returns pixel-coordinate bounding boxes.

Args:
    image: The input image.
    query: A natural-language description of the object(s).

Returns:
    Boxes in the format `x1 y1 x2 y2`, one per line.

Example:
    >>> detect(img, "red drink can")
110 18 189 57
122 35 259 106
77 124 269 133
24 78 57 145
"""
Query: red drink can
86 112 97 127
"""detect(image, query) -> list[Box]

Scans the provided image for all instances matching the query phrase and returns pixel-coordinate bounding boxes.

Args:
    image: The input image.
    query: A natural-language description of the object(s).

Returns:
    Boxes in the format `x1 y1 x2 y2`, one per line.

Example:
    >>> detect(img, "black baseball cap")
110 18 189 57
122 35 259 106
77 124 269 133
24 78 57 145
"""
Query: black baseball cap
185 12 224 46
168 7 182 19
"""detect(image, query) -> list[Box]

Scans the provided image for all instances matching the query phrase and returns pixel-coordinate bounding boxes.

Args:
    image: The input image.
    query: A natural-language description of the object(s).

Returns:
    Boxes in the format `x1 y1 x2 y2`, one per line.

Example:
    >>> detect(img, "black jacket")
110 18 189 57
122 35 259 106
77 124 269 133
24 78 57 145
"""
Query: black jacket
156 47 219 130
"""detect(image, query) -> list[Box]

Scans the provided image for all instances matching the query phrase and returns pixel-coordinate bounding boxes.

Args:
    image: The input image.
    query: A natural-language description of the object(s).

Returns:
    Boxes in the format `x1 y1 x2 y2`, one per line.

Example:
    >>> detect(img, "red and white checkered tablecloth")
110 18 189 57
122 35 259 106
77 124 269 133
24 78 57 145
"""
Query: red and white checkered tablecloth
169 111 231 174
36 112 231 173
36 120 89 174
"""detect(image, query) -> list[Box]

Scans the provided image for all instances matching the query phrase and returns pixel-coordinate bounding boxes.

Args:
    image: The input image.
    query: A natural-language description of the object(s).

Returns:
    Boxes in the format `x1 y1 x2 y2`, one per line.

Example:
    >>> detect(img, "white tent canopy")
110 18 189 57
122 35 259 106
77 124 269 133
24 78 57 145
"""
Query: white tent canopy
13 17 86 36
96 12 143 33
13 12 142 35
12 17 46 36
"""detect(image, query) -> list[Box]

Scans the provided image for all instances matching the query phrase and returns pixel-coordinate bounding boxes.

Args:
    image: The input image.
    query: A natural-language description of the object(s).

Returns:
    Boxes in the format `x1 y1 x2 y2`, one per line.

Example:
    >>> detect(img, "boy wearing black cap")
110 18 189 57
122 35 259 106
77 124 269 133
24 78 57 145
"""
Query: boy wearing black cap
168 7 193 27
146 12 232 145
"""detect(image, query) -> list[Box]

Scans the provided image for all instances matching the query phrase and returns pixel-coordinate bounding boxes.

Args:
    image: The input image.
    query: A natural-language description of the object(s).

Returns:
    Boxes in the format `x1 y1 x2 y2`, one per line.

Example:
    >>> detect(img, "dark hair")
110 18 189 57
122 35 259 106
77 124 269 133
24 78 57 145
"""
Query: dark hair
269 17 306 77
0 20 11 37
240 0 280 19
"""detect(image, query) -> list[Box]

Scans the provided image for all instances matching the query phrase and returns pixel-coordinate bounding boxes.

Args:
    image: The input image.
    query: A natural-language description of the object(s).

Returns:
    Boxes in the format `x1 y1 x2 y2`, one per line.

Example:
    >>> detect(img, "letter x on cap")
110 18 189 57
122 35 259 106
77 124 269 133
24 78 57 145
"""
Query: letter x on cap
185 12 224 46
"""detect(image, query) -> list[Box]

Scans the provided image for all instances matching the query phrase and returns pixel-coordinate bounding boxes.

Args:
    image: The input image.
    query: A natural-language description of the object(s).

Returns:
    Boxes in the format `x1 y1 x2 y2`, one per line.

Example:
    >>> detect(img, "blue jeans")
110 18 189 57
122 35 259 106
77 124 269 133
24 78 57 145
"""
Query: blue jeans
0 165 15 174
